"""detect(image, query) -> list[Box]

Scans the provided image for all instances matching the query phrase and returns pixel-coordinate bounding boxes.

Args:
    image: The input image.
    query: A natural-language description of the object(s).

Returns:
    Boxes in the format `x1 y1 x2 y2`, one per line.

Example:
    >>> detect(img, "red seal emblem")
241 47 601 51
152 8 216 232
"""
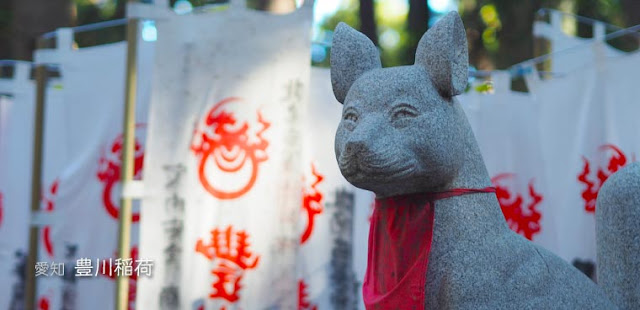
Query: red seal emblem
191 97 270 200
491 173 543 240
97 125 145 222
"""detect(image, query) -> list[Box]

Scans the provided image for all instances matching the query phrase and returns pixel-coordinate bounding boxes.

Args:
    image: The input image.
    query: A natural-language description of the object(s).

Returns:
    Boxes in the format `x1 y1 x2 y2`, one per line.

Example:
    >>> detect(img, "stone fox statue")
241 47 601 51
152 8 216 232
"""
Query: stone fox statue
330 11 638 310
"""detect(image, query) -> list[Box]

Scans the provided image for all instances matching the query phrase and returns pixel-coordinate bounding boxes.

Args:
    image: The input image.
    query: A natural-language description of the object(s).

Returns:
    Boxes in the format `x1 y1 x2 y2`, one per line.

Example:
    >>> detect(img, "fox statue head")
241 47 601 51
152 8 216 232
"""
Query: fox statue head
332 12 488 197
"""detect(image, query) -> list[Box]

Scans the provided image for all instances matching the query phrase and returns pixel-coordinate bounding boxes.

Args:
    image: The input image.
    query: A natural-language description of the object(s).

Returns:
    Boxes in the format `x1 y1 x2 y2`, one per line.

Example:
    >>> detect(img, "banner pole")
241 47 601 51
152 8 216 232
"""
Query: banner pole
25 37 48 310
116 1 139 309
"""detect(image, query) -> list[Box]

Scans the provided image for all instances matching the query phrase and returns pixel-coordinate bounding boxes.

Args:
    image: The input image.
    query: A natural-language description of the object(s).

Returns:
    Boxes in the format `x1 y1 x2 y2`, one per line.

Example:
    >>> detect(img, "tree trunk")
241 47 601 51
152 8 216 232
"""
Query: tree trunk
620 0 640 26
359 0 378 46
10 0 73 60
494 0 541 69
0 0 11 59
406 0 429 63
251 0 297 14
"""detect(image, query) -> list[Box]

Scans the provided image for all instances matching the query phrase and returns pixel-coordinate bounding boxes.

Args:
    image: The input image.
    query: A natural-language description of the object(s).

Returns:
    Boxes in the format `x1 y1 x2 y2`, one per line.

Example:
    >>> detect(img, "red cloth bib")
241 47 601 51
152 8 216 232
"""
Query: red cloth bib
363 187 496 310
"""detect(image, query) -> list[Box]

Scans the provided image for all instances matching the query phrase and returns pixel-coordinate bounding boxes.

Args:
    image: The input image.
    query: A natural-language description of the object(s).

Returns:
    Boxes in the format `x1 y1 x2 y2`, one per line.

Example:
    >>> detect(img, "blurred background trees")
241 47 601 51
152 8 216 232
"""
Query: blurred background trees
1 0 640 69
316 0 640 69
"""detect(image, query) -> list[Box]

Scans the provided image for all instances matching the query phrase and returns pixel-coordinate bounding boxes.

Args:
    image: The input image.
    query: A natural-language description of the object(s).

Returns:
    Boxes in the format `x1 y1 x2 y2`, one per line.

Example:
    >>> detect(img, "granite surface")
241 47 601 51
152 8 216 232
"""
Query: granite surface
331 11 621 309
597 162 640 310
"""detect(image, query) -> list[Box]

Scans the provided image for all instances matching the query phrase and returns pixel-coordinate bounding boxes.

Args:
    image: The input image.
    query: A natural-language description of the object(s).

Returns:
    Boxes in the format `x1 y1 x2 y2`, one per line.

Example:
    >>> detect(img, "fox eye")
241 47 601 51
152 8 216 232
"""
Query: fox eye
344 113 358 122
393 110 417 119
391 105 418 122
343 107 359 123
342 108 359 131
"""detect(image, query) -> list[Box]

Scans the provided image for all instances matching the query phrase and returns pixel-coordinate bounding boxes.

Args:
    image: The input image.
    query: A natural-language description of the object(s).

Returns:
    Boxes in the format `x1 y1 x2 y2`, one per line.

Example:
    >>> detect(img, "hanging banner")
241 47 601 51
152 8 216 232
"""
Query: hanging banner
0 62 36 310
31 27 154 310
0 60 68 309
533 10 625 74
137 2 313 309
299 67 371 310
535 44 640 273
459 72 557 254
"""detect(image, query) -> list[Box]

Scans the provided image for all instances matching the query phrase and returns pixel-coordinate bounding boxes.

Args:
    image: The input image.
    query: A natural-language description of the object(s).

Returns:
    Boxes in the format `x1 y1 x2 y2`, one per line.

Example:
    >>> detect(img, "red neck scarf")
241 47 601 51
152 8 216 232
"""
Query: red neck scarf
363 187 496 310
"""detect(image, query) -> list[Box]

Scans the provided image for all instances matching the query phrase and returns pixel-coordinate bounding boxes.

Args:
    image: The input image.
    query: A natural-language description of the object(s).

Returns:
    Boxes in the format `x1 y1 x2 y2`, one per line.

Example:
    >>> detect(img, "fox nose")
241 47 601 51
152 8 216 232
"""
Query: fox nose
344 140 368 158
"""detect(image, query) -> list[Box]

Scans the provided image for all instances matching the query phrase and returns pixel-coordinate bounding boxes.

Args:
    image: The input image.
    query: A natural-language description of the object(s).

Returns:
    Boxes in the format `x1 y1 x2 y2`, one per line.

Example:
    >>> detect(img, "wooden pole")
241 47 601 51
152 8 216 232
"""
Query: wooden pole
25 37 47 310
116 3 139 309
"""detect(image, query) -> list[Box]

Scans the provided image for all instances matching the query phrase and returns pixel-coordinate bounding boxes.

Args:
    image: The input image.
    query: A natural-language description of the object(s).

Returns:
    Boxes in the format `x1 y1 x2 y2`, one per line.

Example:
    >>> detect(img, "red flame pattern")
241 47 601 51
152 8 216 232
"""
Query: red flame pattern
298 279 318 310
491 173 543 240
578 144 628 213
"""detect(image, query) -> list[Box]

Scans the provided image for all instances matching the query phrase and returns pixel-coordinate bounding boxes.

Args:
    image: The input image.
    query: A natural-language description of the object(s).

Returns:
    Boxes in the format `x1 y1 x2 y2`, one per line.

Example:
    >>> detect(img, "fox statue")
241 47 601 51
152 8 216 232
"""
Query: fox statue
330 11 639 310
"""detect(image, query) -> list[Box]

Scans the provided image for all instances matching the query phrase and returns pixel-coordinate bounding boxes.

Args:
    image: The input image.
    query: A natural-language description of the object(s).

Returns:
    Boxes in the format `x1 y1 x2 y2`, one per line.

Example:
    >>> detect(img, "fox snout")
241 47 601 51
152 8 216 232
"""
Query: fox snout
339 139 399 175
339 140 371 174
343 140 368 159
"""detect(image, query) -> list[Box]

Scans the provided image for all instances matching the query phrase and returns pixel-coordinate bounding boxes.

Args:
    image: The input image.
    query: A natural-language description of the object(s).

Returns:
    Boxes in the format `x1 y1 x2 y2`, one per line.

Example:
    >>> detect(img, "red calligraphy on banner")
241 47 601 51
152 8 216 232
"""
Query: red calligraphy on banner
99 246 139 310
38 296 50 310
491 173 543 240
301 164 324 244
298 280 318 310
96 124 145 222
195 226 260 303
191 97 270 200
578 144 630 213
41 179 59 258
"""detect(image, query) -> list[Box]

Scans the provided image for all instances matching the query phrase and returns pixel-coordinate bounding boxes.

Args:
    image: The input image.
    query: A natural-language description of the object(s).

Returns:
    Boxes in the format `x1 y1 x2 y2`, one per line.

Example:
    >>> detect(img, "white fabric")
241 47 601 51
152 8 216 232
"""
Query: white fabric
0 62 36 310
30 30 154 310
137 2 313 309
459 72 557 253
299 67 373 309
0 61 68 309
535 44 640 265
533 10 625 75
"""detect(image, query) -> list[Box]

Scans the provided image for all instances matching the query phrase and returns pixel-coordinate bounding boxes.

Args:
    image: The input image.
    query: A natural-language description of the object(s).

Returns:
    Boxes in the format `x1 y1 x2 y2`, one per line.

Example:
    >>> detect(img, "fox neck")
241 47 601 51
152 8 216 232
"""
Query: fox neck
446 102 493 191
429 103 511 257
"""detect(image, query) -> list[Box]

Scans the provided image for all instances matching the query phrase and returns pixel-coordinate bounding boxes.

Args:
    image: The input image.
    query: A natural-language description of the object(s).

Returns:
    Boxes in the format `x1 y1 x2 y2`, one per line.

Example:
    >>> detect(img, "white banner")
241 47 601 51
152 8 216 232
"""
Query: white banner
535 44 640 271
0 62 35 310
299 67 372 310
137 2 313 309
460 72 557 253
31 29 154 310
533 10 625 75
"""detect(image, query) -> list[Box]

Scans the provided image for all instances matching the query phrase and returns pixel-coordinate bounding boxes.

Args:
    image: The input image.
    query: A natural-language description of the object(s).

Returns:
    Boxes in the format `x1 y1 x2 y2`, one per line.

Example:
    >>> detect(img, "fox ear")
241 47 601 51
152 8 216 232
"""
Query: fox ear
415 11 468 97
330 22 382 104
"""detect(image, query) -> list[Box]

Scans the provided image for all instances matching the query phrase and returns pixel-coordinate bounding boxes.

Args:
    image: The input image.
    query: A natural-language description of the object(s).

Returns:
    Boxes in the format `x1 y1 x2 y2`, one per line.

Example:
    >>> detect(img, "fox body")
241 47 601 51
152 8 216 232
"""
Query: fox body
330 11 637 310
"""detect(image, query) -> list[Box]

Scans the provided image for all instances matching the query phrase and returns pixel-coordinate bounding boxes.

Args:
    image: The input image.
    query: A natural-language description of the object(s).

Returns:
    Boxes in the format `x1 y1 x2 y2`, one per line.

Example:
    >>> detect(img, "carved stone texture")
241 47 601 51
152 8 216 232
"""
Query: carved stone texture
331 11 619 310
597 162 640 310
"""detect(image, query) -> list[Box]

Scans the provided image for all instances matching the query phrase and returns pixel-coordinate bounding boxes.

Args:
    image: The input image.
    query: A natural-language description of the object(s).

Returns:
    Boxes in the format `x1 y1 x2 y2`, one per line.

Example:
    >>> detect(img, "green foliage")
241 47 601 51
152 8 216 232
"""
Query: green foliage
0 7 11 31
317 0 412 67
320 0 360 33
314 0 359 67
62 0 638 69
